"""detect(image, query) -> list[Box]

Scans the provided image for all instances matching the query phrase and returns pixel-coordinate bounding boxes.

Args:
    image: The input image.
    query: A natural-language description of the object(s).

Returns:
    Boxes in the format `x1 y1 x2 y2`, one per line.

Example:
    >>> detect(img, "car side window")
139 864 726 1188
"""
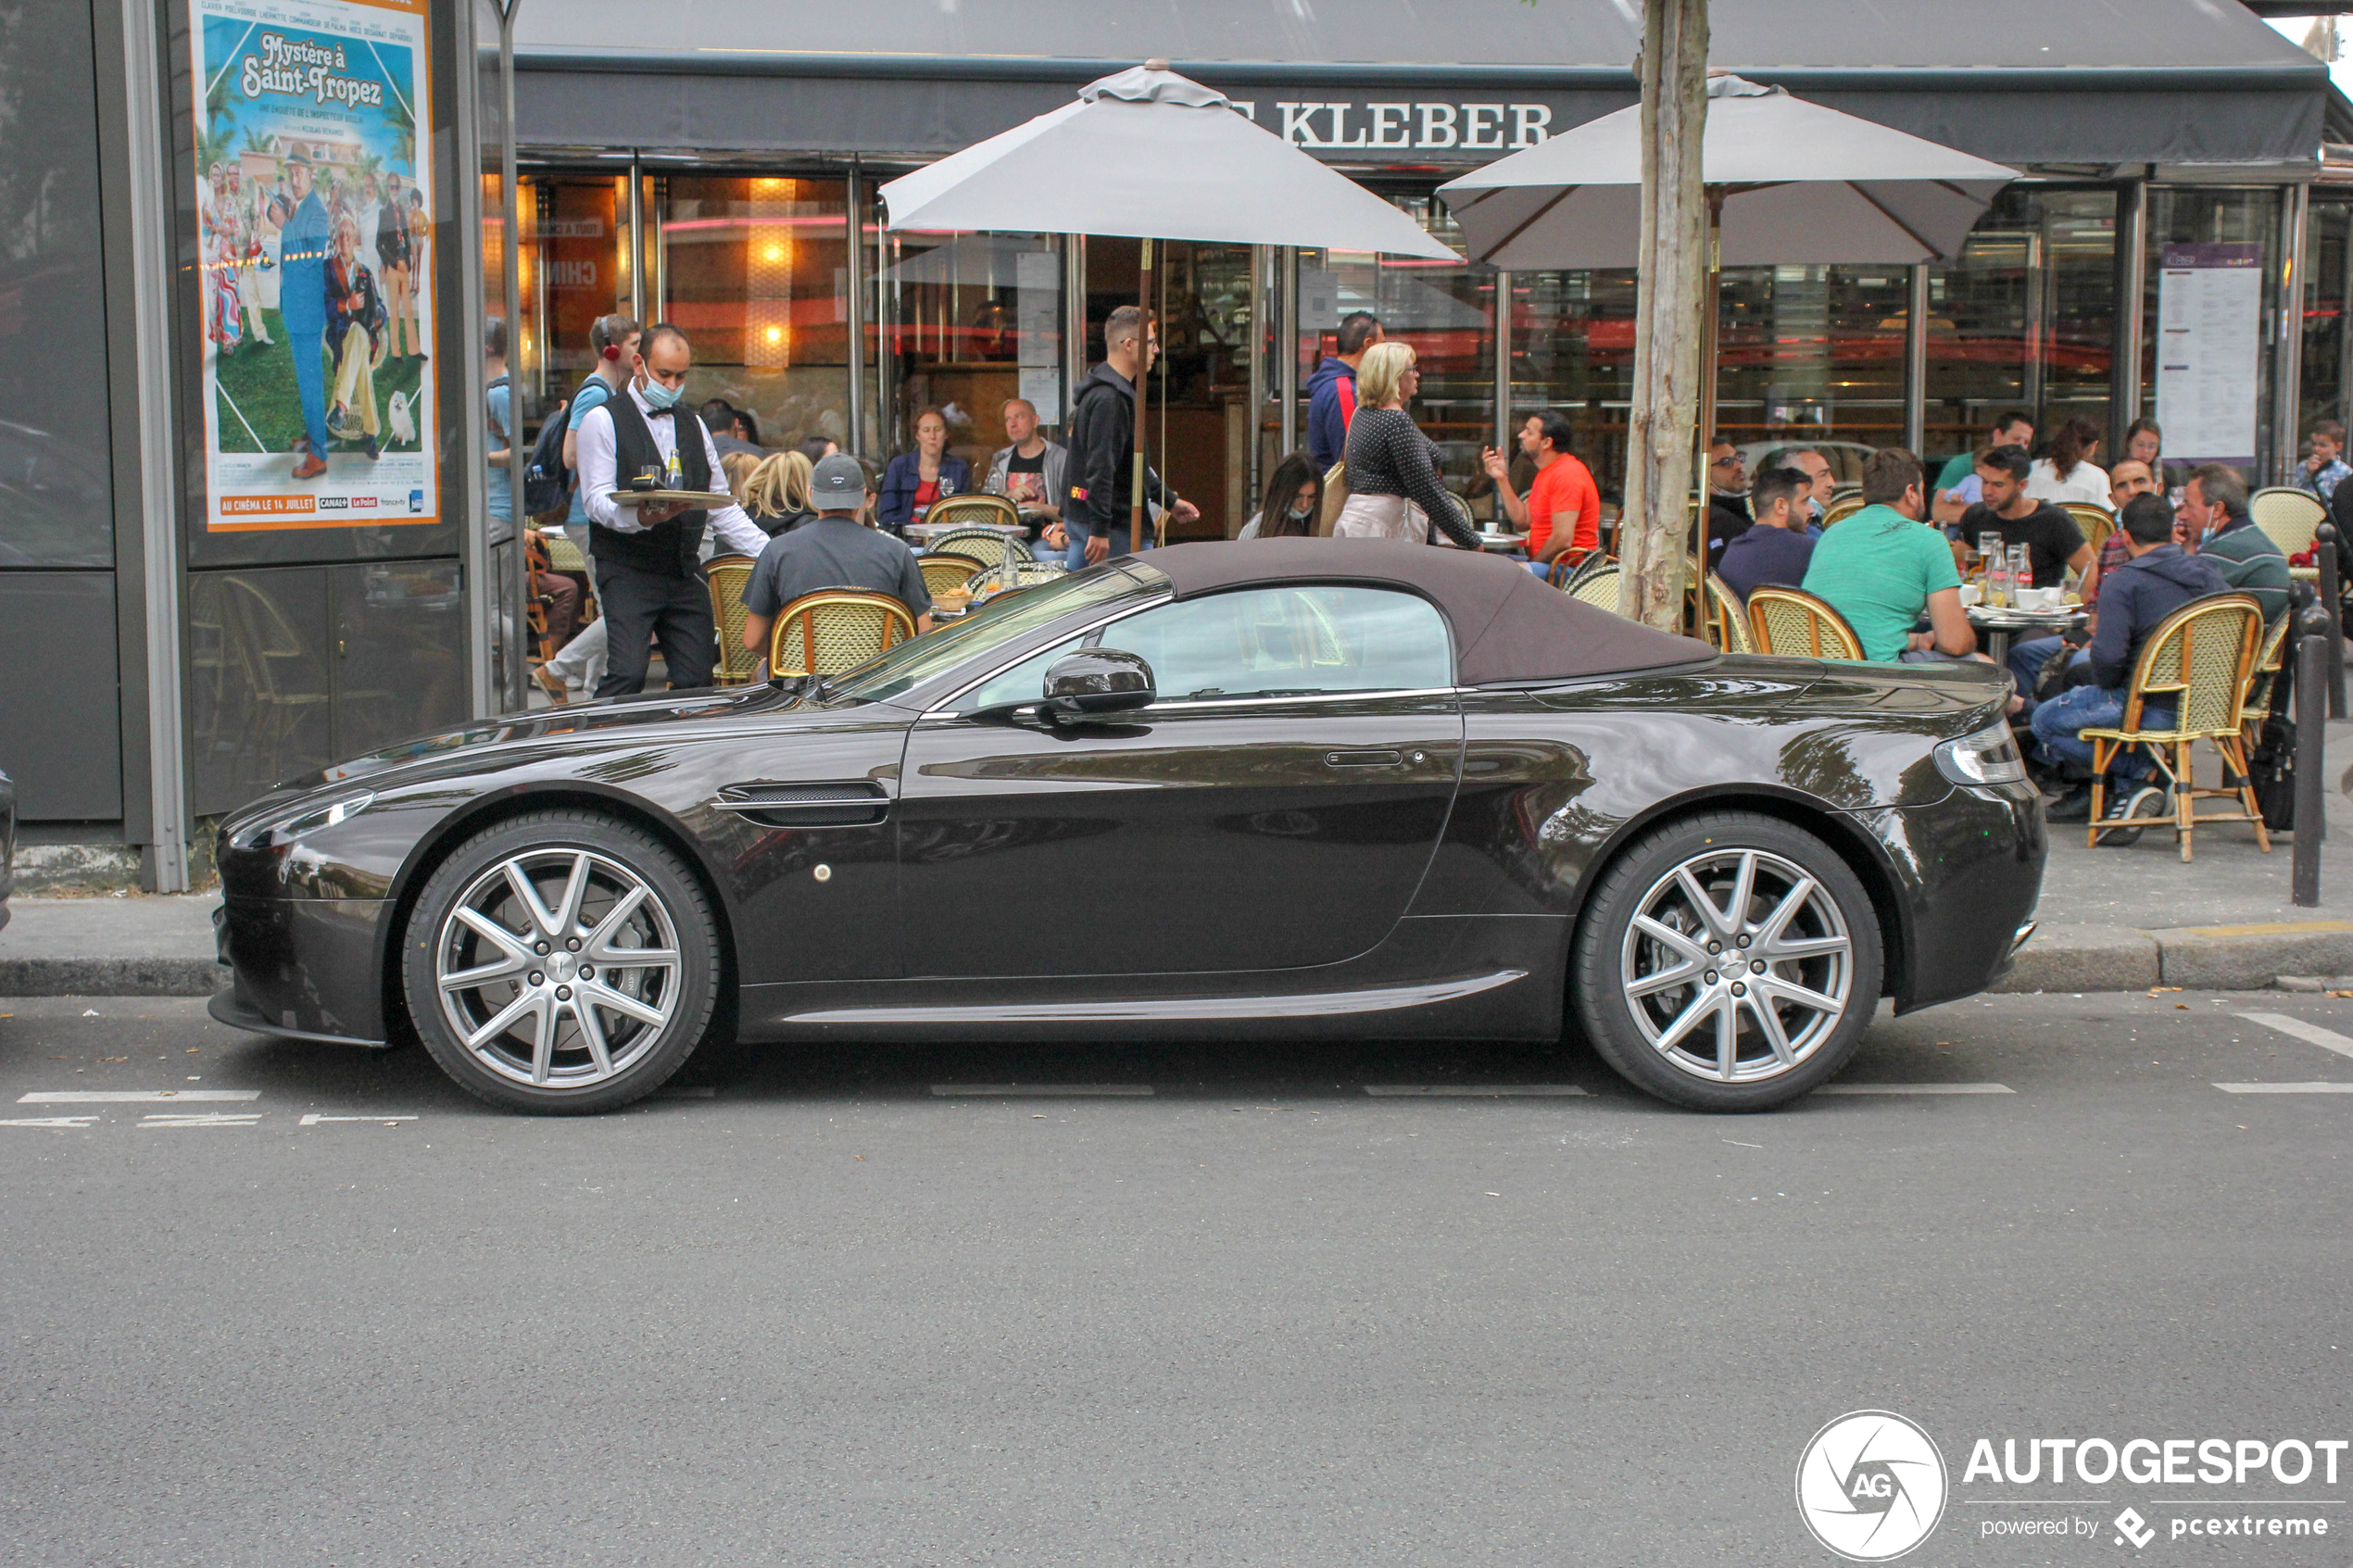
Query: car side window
961 633 1085 711
1097 585 1452 701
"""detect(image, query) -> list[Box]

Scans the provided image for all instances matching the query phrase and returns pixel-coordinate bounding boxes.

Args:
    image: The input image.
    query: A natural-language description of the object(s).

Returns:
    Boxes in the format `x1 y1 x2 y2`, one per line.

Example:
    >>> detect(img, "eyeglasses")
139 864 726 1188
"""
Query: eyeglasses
1709 455 1741 469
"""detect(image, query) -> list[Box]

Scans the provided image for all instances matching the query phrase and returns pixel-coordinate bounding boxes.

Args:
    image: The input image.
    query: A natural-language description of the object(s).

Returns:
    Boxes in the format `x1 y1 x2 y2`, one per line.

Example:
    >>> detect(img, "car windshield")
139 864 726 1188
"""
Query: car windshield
824 560 1167 704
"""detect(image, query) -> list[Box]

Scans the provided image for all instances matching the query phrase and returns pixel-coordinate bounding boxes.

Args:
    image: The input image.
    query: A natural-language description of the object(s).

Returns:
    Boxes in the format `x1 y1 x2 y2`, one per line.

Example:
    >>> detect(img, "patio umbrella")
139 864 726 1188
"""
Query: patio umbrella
1438 73 2015 441
881 62 1457 551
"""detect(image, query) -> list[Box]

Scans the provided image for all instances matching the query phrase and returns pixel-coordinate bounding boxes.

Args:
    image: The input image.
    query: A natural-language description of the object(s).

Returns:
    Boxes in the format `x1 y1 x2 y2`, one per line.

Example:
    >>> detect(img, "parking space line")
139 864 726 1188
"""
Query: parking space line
136 1113 261 1128
0 1116 100 1128
2236 1013 2353 1060
1363 1085 1589 1097
298 1114 419 1125
1818 1084 2014 1095
19 1090 260 1104
930 1085 1154 1097
2213 1082 2353 1094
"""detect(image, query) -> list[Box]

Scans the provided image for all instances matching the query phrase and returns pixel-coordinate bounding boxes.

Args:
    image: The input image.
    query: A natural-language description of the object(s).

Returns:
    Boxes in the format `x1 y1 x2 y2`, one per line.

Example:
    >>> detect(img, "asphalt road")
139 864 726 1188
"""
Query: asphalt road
0 991 2347 1567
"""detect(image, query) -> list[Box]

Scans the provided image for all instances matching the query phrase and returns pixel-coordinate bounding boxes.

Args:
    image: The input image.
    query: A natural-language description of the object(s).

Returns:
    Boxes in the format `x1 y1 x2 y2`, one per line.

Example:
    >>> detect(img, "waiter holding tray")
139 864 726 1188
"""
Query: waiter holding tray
574 323 772 696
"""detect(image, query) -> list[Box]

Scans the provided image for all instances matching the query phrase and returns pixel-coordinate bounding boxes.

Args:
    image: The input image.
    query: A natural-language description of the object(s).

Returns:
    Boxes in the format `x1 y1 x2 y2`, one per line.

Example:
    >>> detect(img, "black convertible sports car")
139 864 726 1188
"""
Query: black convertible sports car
212 539 2044 1114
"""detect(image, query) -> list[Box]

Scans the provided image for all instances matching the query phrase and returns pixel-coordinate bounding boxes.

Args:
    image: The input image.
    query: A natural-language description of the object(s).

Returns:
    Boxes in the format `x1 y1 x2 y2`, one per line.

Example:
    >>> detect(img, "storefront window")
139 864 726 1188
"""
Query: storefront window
884 228 1063 473
2141 186 2282 471
1510 268 1636 501
1303 196 1497 512
1924 187 2117 476
517 173 626 415
1713 264 1912 483
657 175 851 457
2300 197 2349 444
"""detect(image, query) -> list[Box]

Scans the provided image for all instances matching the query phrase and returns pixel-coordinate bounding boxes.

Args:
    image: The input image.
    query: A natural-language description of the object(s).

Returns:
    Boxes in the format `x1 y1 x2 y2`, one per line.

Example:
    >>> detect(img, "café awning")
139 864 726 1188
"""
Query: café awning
512 0 2341 172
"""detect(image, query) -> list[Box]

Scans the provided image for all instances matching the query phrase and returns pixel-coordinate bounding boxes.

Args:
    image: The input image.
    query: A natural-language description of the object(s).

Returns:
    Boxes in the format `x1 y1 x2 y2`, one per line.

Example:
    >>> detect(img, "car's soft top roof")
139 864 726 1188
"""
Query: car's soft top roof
1146 538 1712 685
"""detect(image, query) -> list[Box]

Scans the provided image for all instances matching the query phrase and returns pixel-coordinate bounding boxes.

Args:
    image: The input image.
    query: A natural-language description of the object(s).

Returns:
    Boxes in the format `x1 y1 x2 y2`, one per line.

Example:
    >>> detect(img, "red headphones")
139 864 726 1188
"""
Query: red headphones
601 345 622 361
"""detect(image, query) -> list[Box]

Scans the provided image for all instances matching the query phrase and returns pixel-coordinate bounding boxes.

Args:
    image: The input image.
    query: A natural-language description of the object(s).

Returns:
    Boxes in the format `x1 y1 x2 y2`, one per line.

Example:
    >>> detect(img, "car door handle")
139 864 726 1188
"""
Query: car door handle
716 781 889 827
1324 749 1404 768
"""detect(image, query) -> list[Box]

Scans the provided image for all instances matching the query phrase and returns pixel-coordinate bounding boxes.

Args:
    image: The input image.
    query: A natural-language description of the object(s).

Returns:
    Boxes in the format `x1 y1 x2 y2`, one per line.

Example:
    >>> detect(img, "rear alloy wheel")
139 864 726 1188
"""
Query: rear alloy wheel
1573 811 1881 1111
403 811 720 1114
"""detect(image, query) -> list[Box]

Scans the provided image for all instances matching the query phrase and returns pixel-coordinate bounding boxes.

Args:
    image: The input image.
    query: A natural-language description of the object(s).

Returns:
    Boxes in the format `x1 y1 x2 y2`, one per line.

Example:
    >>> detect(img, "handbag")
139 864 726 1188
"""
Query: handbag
2246 712 2297 833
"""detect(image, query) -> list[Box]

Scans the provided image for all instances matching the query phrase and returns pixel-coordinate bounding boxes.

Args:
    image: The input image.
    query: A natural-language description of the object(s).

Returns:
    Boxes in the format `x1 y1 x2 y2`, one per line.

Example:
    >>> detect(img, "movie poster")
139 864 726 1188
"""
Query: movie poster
189 0 436 531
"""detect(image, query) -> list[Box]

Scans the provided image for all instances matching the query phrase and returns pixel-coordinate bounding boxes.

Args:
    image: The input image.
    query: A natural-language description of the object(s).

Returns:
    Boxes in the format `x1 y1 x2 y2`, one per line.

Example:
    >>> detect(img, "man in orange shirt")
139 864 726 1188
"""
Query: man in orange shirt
1483 409 1601 570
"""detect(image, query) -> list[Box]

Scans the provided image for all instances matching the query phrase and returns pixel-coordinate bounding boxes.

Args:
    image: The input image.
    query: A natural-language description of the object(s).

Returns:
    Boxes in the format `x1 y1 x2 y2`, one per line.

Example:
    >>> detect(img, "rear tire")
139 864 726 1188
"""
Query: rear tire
401 810 721 1115
1571 810 1882 1111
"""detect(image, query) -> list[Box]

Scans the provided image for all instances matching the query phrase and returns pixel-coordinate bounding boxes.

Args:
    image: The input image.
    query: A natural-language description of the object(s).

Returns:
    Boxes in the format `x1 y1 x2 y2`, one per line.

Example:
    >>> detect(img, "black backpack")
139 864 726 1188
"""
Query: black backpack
522 375 606 521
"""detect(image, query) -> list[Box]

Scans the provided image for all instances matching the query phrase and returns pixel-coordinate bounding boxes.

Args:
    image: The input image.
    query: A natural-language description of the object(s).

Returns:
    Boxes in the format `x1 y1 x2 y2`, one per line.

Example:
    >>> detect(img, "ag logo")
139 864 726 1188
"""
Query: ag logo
1795 1410 1948 1562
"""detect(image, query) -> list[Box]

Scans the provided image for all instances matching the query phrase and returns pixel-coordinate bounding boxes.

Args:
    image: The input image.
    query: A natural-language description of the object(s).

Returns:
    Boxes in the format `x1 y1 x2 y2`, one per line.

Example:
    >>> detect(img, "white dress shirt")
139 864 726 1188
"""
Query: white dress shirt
576 383 768 558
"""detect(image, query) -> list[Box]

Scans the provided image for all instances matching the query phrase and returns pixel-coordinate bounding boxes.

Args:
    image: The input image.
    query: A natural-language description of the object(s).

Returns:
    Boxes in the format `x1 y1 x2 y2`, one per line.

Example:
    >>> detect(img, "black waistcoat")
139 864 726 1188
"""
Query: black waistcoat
592 395 711 577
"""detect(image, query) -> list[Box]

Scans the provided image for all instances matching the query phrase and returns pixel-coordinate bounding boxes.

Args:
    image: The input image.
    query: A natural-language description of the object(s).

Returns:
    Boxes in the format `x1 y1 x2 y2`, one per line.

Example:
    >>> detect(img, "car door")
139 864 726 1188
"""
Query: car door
896 583 1464 979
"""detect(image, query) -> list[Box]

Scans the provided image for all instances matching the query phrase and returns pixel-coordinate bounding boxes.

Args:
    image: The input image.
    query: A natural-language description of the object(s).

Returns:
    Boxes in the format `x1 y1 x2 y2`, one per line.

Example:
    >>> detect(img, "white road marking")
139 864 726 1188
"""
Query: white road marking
19 1090 260 1104
298 1114 420 1125
0 1116 100 1128
2237 1012 2353 1060
2213 1082 2353 1094
1817 1083 2014 1095
930 1085 1154 1097
1364 1085 1589 1097
137 1113 260 1128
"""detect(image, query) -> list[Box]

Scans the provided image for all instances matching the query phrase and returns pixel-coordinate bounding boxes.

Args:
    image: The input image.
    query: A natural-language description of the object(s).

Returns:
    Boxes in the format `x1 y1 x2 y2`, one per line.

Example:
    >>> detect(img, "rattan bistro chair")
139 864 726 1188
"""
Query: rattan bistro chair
2250 486 2326 559
1819 495 1868 529
1745 586 1866 660
2079 593 2269 862
2240 611 2295 749
767 589 918 680
704 553 760 686
925 525 1031 569
1567 562 1624 612
1705 574 1755 653
917 553 987 597
2061 501 2116 556
924 493 1021 533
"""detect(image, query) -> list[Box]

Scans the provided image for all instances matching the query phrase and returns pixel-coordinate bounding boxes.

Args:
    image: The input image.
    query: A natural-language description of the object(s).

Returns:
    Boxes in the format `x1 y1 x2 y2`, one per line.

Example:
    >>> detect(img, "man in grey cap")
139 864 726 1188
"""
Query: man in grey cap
740 452 934 662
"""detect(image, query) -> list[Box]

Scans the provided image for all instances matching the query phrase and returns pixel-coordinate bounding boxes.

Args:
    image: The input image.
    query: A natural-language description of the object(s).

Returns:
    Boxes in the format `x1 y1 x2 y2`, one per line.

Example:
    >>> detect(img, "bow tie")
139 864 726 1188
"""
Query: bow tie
644 403 678 418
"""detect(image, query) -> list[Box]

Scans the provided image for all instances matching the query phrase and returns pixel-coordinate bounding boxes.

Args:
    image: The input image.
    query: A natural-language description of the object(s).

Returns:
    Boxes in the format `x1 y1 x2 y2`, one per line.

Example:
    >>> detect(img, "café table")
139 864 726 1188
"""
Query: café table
1965 603 2086 666
1474 529 1529 555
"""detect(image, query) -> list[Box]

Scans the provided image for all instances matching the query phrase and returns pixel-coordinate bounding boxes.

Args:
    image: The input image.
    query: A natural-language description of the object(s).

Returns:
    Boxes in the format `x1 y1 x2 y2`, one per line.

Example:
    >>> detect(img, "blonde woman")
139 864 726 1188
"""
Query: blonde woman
739 450 817 536
1332 341 1479 547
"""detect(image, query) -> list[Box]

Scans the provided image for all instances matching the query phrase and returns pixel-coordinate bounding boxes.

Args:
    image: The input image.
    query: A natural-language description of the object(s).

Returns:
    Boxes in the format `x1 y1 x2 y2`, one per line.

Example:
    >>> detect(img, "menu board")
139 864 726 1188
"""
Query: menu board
188 0 439 532
2154 243 2263 467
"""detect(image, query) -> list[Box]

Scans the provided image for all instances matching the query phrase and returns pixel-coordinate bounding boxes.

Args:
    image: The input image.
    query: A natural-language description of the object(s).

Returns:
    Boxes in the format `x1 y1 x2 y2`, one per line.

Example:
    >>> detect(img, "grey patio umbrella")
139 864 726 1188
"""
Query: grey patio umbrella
882 62 1457 551
1438 74 2015 441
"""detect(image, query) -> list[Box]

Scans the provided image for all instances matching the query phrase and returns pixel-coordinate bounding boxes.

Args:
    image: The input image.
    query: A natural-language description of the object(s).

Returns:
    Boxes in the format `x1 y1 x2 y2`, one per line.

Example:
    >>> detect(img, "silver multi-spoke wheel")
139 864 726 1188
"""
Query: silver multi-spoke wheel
434 847 683 1089
1619 846 1855 1085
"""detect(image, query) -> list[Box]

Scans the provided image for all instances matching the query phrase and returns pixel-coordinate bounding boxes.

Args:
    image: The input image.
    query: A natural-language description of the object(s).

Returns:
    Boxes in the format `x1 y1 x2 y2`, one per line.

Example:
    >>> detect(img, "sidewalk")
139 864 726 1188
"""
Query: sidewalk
3 723 2350 998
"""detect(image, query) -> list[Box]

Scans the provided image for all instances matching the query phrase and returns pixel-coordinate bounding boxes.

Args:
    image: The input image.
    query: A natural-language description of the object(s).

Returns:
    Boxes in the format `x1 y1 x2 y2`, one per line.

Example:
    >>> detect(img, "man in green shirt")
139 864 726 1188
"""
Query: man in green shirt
1931 409 2034 526
1803 447 1981 664
2178 462 2290 623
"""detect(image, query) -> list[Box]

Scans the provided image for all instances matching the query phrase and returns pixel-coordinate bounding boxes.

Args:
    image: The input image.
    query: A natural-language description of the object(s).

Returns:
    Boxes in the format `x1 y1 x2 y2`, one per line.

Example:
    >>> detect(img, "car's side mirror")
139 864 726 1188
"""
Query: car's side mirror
1042 648 1154 722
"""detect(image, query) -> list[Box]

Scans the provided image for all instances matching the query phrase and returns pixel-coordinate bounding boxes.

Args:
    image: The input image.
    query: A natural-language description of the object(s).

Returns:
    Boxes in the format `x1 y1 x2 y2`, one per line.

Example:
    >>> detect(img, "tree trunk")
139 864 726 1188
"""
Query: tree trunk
1619 0 1709 633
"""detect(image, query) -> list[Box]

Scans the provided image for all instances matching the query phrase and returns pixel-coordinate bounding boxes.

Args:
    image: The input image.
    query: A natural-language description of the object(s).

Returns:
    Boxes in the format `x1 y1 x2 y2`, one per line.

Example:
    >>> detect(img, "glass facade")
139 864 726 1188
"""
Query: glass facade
509 165 2347 535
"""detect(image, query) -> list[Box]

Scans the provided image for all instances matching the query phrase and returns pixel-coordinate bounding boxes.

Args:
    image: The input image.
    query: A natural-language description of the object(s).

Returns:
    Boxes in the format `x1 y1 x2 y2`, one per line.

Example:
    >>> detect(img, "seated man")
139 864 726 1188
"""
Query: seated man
1717 463 1815 603
2178 462 2289 623
1955 444 2094 592
1483 408 1601 570
1801 447 1979 665
1763 445 1834 532
985 396 1069 538
2032 493 2232 823
742 453 934 667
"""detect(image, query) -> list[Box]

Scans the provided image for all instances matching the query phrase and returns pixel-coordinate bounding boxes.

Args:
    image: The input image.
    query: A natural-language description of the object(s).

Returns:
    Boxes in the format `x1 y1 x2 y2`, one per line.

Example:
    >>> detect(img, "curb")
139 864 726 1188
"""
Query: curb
0 959 222 998
1995 920 2353 994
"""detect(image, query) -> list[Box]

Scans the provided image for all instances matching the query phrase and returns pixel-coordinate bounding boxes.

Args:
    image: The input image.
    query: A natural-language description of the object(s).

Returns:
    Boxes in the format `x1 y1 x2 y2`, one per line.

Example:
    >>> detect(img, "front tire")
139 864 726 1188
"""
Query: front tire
1572 810 1881 1111
402 810 721 1114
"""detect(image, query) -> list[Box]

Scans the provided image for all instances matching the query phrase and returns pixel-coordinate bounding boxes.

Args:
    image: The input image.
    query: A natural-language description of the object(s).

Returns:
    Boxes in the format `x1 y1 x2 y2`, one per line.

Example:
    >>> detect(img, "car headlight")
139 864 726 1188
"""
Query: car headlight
229 791 375 850
1933 723 2027 787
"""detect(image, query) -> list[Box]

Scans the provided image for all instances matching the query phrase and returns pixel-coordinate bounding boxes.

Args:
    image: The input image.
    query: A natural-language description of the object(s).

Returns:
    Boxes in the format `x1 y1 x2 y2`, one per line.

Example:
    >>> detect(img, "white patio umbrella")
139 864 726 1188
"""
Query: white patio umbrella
882 62 1457 551
1439 73 2015 441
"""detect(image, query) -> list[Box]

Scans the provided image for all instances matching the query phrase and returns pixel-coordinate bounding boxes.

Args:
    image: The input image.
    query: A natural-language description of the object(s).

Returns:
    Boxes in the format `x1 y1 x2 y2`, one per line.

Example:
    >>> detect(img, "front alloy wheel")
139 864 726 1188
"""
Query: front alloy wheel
405 811 719 1113
1574 811 1881 1110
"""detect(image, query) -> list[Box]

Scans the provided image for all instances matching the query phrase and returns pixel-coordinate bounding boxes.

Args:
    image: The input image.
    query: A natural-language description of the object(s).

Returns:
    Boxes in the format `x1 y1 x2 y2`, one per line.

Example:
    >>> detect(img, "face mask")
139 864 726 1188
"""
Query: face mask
1289 501 1314 520
639 371 682 411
